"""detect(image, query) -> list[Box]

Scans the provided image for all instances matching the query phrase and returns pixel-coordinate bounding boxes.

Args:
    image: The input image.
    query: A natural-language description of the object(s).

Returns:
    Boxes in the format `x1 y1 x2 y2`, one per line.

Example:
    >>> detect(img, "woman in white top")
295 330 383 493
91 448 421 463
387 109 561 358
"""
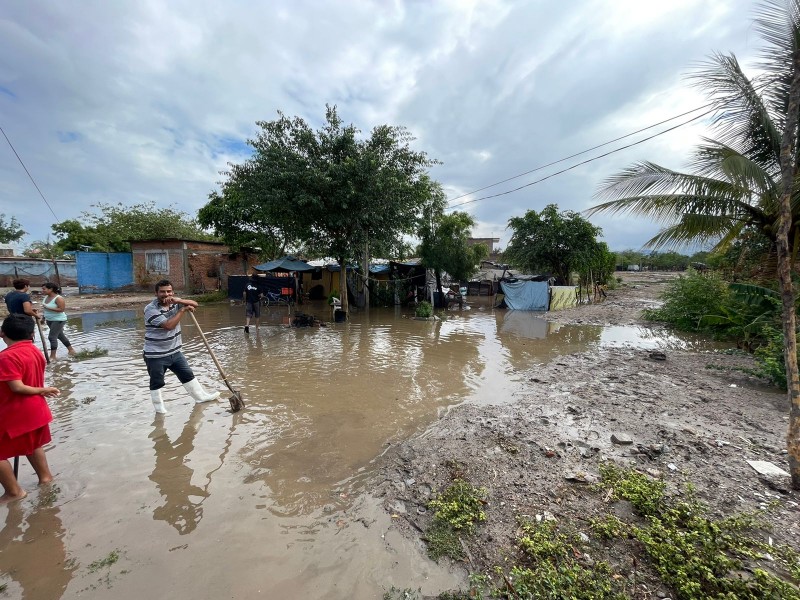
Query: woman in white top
41 283 76 360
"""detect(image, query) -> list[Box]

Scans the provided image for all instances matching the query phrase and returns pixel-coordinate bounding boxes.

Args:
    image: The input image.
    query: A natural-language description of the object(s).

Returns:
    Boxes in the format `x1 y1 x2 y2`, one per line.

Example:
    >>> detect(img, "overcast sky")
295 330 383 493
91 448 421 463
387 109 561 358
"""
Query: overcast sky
0 0 761 254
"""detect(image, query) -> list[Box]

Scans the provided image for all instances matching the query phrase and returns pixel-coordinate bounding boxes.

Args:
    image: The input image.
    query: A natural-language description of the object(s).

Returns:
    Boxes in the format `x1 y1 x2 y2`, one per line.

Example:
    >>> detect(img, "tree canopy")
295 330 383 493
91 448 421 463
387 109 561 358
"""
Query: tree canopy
52 202 216 252
200 105 442 312
418 208 487 302
504 204 604 285
0 214 24 244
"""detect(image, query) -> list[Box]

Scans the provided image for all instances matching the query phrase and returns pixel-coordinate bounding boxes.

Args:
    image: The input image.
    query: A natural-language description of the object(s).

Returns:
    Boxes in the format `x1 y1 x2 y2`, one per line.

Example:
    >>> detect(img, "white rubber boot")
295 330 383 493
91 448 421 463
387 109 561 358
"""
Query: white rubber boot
151 389 168 414
183 378 220 404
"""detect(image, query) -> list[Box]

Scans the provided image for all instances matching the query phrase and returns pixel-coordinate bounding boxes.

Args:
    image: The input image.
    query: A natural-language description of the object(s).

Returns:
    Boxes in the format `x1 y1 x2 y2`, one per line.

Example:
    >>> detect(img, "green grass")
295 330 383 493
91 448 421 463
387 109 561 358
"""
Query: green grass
88 549 120 573
72 347 109 361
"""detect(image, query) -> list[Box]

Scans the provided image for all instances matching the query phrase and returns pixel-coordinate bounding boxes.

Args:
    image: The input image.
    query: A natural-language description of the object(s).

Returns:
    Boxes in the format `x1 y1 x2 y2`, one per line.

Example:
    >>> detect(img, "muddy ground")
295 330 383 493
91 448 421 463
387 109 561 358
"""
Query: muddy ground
374 272 800 597
4 275 798 597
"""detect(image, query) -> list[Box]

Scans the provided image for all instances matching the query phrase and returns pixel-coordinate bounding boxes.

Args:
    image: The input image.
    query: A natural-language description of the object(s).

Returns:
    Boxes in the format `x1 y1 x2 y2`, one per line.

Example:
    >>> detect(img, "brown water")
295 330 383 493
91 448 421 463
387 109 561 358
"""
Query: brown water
0 299 717 599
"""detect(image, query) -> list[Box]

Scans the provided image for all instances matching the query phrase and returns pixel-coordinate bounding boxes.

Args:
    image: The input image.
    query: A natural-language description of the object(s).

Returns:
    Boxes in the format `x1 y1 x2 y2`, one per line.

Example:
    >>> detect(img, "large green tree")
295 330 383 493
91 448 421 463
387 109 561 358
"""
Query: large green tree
0 214 24 244
418 209 487 305
505 204 605 285
52 202 216 252
200 106 441 315
586 0 800 488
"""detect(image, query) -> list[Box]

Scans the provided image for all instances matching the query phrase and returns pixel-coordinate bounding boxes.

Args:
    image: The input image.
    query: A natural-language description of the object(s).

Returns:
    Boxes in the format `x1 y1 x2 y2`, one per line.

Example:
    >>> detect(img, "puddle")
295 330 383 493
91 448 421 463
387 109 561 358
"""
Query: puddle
0 298 728 598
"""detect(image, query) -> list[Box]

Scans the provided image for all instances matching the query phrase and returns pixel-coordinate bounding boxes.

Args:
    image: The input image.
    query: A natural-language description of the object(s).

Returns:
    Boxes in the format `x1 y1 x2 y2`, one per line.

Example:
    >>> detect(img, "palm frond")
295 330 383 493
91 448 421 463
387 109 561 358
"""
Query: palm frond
691 52 782 167
753 0 800 121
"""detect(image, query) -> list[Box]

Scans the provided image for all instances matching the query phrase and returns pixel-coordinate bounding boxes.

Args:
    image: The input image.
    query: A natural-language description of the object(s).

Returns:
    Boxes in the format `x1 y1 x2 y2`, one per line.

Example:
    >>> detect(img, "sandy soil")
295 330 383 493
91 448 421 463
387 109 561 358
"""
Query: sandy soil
374 271 800 597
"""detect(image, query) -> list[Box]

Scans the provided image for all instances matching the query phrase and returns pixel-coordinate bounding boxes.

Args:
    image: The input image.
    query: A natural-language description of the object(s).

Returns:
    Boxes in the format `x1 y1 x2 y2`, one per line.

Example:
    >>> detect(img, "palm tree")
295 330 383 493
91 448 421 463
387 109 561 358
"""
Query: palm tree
586 0 800 489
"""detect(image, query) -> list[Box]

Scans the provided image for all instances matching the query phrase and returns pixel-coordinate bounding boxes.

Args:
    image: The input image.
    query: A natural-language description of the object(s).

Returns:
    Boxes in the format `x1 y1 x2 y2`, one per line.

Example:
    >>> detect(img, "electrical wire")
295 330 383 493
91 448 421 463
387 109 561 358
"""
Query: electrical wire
0 125 60 222
446 103 715 204
447 108 715 210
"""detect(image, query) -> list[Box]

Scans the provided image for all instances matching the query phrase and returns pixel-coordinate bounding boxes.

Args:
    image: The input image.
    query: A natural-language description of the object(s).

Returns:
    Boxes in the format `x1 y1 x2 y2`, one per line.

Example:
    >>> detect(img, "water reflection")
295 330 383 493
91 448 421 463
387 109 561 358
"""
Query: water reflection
148 406 209 535
0 502 76 600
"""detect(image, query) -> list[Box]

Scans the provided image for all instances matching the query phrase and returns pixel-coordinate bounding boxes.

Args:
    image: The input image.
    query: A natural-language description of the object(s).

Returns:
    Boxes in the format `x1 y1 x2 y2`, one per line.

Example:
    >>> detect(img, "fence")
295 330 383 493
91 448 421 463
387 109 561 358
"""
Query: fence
75 252 134 293
0 258 78 288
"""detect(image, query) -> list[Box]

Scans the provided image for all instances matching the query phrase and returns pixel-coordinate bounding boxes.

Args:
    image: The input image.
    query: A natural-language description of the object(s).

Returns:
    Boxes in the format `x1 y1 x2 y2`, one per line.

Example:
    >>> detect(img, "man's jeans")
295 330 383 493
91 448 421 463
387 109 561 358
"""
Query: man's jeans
144 352 195 390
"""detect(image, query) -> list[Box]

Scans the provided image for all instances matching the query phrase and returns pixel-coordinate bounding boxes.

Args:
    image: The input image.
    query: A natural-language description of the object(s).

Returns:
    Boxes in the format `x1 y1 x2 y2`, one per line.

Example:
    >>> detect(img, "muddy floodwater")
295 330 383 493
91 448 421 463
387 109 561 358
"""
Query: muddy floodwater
0 298 718 599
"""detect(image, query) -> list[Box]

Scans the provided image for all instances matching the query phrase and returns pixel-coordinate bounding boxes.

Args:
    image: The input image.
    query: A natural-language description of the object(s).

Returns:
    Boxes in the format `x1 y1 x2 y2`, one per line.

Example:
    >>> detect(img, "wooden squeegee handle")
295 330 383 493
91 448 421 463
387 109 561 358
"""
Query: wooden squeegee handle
187 310 230 381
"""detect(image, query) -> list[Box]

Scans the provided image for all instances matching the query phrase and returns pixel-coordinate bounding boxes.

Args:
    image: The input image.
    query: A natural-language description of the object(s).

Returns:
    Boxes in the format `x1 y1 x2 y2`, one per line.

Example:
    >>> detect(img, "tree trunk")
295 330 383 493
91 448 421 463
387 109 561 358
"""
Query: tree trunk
338 256 348 318
776 48 800 490
435 269 443 308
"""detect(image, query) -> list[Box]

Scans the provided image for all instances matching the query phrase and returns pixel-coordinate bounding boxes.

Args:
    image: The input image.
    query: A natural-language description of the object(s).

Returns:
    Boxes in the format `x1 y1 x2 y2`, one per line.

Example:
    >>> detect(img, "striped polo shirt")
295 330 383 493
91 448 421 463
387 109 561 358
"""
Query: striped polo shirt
143 299 183 358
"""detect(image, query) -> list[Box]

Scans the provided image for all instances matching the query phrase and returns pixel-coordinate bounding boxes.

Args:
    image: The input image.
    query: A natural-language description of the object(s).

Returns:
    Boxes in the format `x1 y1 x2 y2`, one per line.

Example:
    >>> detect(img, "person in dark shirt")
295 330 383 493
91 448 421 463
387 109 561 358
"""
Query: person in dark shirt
243 274 262 333
4 279 38 319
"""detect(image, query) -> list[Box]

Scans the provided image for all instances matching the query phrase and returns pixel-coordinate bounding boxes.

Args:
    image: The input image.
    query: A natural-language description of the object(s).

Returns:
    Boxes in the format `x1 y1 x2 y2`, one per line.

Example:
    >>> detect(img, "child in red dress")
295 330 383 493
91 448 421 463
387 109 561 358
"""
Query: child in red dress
0 313 60 503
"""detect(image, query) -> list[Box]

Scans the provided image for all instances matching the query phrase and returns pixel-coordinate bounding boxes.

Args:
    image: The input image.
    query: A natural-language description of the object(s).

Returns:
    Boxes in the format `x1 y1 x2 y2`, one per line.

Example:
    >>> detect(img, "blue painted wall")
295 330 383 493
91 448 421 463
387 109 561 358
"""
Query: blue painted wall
76 252 133 293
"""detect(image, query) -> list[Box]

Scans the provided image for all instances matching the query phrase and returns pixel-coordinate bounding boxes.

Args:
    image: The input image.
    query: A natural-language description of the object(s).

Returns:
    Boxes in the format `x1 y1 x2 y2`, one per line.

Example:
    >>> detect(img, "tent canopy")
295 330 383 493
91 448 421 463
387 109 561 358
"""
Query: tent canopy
253 255 314 273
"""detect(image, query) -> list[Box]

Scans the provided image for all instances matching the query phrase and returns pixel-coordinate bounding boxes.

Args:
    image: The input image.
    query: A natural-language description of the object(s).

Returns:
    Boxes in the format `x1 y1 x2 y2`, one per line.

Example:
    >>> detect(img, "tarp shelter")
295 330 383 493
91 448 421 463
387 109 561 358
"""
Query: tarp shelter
549 286 578 310
499 280 549 311
254 255 314 273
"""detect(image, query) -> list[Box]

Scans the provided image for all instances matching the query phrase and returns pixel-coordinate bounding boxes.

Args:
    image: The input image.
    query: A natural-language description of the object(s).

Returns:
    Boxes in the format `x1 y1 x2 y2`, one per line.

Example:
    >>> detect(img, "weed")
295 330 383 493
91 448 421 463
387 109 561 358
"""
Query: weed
425 520 464 561
425 478 487 561
597 464 800 599
589 514 629 539
37 484 61 508
415 300 433 318
92 318 136 327
383 587 421 600
88 549 120 573
81 396 96 405
191 290 228 303
72 347 108 361
428 479 487 532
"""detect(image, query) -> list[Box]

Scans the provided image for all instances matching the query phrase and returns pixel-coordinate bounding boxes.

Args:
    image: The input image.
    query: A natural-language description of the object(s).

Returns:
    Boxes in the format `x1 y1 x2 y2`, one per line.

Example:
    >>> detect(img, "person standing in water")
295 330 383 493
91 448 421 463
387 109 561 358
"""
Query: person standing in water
143 279 220 415
41 283 76 361
243 274 262 333
4 279 39 319
0 314 59 503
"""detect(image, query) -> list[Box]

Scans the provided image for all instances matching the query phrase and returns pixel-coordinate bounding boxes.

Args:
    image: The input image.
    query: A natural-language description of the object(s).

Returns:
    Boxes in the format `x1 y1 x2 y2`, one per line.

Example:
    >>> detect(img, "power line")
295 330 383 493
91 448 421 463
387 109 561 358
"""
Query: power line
0 125 60 222
446 108 714 210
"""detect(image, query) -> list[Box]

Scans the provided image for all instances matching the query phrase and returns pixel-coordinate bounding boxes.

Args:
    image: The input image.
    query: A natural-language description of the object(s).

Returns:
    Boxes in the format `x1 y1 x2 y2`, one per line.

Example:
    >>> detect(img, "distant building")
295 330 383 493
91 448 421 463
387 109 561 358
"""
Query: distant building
0 244 13 258
129 239 255 293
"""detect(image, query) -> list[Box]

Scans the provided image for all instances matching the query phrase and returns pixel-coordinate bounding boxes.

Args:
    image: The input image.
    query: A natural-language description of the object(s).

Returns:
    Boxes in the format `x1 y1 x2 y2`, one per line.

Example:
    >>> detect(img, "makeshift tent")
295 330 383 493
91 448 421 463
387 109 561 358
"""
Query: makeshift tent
549 286 578 310
254 255 314 273
499 280 549 310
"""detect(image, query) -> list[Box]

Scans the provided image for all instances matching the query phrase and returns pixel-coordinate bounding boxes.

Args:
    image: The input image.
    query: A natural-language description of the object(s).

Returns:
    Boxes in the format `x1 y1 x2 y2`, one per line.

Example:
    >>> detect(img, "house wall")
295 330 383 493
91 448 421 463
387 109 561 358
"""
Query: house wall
130 240 253 292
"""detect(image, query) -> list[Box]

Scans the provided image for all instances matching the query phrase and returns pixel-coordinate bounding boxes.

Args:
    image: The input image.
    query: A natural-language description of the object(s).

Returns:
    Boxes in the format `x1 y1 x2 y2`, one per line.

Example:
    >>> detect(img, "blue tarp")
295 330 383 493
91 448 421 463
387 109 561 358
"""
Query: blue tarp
254 255 314 272
500 280 549 310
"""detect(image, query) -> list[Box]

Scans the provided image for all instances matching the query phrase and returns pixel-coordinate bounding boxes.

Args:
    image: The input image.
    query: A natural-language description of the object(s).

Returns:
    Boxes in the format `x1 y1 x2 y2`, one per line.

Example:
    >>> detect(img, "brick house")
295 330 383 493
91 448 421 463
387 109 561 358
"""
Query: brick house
130 239 254 293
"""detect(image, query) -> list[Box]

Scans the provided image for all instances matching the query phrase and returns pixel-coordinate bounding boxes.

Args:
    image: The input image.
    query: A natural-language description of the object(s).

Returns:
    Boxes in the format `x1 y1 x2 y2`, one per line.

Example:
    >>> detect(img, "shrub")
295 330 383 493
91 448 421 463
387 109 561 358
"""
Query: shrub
643 268 729 331
754 324 794 389
415 300 433 318
327 290 340 305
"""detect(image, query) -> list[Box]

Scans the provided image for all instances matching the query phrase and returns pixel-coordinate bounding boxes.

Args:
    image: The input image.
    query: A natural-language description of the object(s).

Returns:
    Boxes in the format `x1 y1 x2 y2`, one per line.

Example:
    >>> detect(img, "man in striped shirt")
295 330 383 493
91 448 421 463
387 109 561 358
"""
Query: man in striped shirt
143 280 220 414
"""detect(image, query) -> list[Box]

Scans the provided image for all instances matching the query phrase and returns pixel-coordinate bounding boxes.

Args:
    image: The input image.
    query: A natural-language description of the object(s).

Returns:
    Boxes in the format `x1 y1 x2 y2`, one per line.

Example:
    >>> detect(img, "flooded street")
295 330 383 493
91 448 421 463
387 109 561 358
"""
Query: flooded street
0 298 718 599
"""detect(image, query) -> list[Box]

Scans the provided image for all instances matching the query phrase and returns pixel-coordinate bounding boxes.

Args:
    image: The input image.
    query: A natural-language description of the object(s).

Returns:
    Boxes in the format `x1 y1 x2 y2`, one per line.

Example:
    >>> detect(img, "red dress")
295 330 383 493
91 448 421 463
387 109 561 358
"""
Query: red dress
0 340 53 460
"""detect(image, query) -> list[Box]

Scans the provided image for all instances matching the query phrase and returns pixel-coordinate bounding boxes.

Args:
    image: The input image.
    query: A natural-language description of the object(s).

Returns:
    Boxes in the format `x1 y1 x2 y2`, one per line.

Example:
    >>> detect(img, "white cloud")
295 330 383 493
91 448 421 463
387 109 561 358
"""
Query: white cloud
0 0 761 252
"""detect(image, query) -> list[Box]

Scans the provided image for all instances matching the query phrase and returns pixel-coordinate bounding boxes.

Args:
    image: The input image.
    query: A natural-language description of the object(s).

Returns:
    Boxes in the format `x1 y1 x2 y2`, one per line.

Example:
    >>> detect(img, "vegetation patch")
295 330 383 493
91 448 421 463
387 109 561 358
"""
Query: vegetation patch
72 347 108 361
416 465 799 600
191 290 228 303
92 318 137 328
415 300 433 318
88 549 121 573
595 463 800 599
425 478 487 561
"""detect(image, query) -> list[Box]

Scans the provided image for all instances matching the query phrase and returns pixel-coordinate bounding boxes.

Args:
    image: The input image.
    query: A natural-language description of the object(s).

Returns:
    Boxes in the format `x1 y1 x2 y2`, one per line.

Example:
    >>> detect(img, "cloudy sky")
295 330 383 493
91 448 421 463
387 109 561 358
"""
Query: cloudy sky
0 0 761 254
